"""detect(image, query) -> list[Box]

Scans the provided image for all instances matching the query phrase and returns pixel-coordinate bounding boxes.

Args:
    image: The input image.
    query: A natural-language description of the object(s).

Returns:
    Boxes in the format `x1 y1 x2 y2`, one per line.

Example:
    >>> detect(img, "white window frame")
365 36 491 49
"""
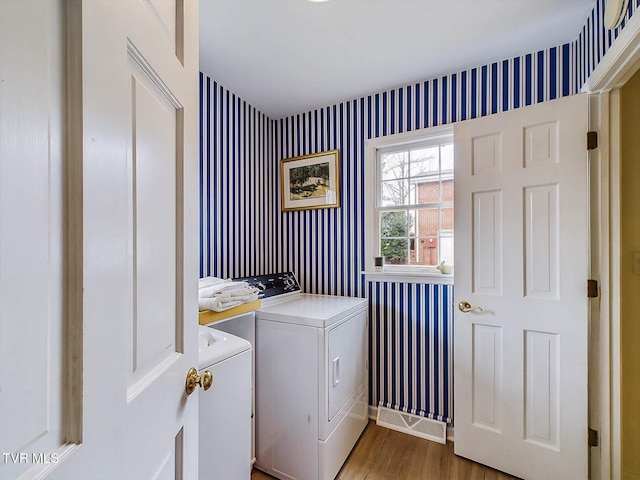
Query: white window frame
363 125 454 284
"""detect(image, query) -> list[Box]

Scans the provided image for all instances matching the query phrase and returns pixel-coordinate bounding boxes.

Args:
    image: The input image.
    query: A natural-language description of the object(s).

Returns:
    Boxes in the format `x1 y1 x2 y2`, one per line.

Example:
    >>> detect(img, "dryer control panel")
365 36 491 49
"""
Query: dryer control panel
233 272 300 299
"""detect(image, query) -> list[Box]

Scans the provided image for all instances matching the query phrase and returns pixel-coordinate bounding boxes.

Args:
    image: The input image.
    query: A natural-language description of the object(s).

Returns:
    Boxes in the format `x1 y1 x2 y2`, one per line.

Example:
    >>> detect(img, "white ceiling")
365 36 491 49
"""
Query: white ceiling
199 0 595 119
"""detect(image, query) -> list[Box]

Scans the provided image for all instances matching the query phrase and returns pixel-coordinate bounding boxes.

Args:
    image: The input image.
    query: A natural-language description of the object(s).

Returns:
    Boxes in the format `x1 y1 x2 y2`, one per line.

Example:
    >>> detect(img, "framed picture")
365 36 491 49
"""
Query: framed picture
280 149 340 212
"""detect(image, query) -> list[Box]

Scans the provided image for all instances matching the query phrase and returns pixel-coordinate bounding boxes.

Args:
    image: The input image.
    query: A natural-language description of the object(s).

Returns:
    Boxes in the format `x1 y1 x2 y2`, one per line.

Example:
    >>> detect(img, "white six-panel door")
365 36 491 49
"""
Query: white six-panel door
51 1 200 478
453 94 589 480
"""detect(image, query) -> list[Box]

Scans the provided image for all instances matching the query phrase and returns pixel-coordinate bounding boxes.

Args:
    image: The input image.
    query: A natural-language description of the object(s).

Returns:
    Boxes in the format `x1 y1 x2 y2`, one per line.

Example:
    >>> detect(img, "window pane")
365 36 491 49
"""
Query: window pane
381 180 409 206
415 207 440 237
414 237 439 266
380 211 408 265
380 211 408 239
408 182 418 205
381 239 408 265
440 236 454 266
441 206 454 231
409 146 440 178
442 178 454 202
381 151 408 181
441 143 454 171
407 210 416 237
415 179 441 204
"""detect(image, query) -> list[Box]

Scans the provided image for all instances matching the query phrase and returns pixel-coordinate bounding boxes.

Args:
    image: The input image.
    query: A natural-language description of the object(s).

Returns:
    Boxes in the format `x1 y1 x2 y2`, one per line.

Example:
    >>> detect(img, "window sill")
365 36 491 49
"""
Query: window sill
362 270 454 285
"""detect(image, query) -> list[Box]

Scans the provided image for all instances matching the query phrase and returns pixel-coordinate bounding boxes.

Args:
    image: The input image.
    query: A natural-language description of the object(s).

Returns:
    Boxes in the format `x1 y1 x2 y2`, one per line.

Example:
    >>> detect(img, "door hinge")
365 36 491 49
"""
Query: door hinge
587 131 598 150
588 279 599 298
589 428 599 447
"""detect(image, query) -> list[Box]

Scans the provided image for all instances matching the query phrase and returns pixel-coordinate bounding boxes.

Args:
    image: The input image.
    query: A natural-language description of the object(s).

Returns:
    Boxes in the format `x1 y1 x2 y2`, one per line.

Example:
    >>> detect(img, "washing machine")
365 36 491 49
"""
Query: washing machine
198 326 252 480
238 273 369 480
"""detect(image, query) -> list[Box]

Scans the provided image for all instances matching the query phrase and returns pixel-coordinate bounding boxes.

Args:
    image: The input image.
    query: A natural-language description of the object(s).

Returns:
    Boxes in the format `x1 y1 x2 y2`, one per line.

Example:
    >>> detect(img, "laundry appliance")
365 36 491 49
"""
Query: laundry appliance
238 273 369 480
198 327 251 479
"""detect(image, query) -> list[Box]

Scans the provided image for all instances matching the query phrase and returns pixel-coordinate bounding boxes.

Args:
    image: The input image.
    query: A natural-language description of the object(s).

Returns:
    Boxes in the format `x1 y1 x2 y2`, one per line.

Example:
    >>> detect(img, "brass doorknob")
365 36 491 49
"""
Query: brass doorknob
185 367 213 396
458 301 483 313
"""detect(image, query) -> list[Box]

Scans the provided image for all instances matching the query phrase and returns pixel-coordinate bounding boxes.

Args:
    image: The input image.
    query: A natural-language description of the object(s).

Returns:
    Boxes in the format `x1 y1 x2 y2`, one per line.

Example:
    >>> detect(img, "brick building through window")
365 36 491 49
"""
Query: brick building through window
412 178 454 265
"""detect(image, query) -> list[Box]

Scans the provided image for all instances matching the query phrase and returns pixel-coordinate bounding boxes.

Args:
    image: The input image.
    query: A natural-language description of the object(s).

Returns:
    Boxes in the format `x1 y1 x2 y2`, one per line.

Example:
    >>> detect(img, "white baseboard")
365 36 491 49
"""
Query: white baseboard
368 405 378 420
447 426 455 442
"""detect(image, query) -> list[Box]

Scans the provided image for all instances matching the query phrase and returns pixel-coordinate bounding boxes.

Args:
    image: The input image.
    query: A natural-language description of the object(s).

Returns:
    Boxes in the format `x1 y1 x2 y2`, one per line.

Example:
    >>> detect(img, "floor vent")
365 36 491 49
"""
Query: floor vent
376 406 447 444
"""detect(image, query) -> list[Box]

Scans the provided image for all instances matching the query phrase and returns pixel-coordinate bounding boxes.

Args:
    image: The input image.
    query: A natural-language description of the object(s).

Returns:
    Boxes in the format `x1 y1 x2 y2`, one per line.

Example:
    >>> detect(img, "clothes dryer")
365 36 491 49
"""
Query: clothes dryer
239 273 368 480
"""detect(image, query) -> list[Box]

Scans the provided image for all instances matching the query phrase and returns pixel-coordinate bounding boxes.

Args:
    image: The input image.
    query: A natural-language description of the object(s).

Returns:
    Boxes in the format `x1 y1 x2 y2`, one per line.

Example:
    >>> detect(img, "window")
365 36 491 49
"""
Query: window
367 128 454 272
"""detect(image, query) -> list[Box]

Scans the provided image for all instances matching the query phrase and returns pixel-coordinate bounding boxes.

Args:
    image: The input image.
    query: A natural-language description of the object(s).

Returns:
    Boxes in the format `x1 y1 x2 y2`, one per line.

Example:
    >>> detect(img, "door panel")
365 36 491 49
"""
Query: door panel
524 330 559 449
327 311 367 422
128 49 181 393
524 184 559 298
472 190 503 295
146 0 178 44
454 94 588 480
524 121 558 167
472 133 503 174
471 324 503 432
152 430 182 480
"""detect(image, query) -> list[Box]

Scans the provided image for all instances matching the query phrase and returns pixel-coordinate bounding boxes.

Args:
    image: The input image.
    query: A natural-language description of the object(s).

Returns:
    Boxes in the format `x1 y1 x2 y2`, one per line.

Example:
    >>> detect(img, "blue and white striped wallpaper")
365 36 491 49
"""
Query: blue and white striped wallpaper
199 0 638 425
369 281 454 424
198 74 276 280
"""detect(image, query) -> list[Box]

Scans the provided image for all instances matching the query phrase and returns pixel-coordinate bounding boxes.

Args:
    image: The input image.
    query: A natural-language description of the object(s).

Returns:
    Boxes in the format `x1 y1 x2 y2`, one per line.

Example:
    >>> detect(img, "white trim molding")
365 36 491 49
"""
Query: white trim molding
363 125 454 274
583 10 640 93
608 89 623 480
588 92 614 480
362 270 453 285
585 29 640 478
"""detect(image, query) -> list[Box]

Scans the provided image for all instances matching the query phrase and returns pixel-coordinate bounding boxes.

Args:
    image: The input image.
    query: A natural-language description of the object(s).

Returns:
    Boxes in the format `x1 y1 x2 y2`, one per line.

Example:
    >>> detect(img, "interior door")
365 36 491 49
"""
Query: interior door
453 94 589 480
50 1 200 478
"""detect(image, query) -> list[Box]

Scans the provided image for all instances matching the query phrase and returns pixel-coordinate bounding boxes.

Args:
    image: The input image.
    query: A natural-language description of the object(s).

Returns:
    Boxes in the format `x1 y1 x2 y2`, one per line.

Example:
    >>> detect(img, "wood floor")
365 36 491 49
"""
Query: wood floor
251 420 520 480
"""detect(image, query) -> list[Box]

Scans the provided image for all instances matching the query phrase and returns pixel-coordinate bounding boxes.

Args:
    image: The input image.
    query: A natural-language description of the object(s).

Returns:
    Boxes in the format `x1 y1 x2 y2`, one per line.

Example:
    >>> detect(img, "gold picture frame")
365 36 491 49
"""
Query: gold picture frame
280 149 340 212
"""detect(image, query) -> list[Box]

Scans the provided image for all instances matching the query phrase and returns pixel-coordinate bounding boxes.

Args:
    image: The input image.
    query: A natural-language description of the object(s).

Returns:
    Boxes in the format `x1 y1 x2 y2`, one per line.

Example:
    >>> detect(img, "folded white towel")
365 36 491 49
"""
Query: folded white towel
198 276 229 289
199 297 243 312
199 281 252 298
219 288 259 302
198 288 259 312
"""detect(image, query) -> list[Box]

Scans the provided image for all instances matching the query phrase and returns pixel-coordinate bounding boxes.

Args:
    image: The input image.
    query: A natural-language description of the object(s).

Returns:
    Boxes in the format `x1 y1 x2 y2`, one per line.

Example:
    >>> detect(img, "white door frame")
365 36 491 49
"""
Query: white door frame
583 11 640 480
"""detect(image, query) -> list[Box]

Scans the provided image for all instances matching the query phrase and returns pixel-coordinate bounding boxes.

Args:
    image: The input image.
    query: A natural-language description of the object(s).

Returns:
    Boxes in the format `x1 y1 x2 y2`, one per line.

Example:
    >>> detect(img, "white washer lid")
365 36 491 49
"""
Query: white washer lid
255 294 367 328
198 326 251 369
